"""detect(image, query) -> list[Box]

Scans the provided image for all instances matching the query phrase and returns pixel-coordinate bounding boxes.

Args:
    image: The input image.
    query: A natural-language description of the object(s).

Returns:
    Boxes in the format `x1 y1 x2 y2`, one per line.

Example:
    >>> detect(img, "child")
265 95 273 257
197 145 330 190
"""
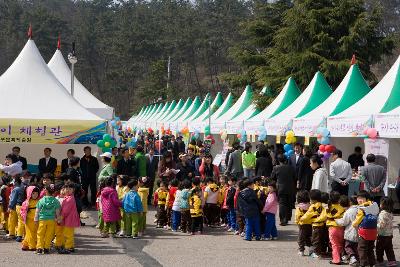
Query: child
34 184 61 254
295 190 312 256
54 185 67 253
336 196 360 266
122 180 143 238
190 187 203 235
218 176 228 227
7 176 24 241
96 179 106 231
352 190 379 267
171 183 182 232
179 179 192 233
154 181 168 228
1 176 12 233
300 189 327 259
321 191 330 256
138 177 149 235
59 183 81 252
262 181 278 240
376 197 397 267
224 177 237 233
39 174 53 199
235 180 246 236
326 192 347 265
116 175 129 237
204 177 220 227
20 186 39 251
166 179 179 230
101 176 122 238
238 178 262 241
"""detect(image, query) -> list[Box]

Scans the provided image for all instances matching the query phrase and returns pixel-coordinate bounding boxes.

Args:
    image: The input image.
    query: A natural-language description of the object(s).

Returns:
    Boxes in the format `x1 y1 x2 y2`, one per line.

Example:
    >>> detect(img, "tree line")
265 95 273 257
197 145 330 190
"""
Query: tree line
0 0 398 118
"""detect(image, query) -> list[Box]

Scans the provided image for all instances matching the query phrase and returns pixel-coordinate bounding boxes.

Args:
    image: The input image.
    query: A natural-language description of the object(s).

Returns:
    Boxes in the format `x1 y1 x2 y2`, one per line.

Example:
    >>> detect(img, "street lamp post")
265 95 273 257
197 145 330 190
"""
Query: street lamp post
68 42 77 97
208 95 211 133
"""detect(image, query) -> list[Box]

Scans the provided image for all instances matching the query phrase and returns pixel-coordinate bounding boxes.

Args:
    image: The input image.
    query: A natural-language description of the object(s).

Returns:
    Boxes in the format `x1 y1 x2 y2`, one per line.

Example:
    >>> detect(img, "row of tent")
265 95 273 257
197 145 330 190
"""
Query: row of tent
129 56 400 138
0 38 114 123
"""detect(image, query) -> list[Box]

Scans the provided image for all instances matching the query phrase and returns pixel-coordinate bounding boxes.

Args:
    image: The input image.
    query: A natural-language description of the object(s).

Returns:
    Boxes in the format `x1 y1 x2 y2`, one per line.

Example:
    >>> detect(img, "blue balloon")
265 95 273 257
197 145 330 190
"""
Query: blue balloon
288 149 294 156
284 152 289 158
320 136 330 145
321 128 330 137
284 144 292 152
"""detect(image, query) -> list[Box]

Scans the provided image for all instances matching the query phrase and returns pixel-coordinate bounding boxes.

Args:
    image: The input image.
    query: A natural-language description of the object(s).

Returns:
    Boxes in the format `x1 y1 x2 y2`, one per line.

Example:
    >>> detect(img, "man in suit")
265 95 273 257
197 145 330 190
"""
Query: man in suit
288 143 304 188
38 147 57 177
61 149 75 174
271 154 296 226
80 146 99 207
360 153 386 204
146 147 159 204
12 146 27 171
167 135 180 161
117 148 135 176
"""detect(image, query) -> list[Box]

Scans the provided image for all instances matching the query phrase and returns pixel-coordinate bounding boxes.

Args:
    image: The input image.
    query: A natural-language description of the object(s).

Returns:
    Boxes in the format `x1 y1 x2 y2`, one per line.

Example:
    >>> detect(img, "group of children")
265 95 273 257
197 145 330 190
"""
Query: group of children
150 175 278 241
0 174 81 255
295 189 397 266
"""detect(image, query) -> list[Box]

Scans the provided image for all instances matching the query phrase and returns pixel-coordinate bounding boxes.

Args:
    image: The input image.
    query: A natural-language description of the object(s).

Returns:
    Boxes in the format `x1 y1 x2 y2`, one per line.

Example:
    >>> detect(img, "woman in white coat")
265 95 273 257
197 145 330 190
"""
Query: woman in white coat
310 155 329 193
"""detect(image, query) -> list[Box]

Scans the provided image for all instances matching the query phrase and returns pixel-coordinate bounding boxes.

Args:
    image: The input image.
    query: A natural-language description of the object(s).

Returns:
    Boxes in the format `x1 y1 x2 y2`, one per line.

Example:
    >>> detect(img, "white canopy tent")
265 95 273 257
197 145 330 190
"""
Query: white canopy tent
48 49 114 120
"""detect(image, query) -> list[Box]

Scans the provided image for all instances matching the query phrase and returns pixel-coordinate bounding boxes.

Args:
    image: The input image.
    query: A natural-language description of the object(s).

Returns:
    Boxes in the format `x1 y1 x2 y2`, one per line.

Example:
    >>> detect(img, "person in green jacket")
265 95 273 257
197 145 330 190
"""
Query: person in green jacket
135 146 147 178
98 152 115 182
242 142 256 178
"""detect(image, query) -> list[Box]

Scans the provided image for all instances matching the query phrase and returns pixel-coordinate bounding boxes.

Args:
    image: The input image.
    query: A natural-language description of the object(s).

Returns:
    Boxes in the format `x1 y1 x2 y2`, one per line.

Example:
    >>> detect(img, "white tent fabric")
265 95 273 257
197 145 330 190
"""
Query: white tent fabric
328 56 400 137
293 64 369 136
375 107 400 137
48 49 114 120
0 40 102 121
176 96 201 130
226 105 258 134
265 72 332 135
244 78 301 133
188 92 224 132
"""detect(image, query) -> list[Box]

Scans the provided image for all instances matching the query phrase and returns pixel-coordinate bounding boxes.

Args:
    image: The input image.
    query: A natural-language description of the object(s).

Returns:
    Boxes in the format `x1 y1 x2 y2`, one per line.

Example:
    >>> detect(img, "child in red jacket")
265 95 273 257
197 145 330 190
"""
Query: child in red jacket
165 179 179 230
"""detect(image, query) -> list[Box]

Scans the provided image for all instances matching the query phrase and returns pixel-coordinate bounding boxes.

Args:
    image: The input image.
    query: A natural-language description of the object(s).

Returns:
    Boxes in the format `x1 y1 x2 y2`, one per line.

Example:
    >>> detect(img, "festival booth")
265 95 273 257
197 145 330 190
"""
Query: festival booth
48 47 114 120
244 78 301 134
188 92 224 132
174 96 201 131
148 101 171 129
293 63 371 136
0 39 105 170
225 87 268 134
264 71 332 136
154 100 177 129
128 106 145 124
142 103 164 129
164 97 192 131
159 99 184 129
210 85 253 134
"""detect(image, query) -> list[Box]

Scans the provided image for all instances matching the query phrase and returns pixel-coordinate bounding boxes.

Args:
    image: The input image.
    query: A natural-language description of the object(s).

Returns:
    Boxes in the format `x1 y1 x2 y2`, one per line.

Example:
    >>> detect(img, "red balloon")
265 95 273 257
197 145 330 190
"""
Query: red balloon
325 145 335 153
319 145 326 152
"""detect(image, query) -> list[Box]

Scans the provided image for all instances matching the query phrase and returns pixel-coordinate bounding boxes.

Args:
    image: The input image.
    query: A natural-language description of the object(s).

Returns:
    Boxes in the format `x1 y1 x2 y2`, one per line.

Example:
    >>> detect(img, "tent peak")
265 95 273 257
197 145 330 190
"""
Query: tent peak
27 24 33 39
351 54 356 65
57 34 61 50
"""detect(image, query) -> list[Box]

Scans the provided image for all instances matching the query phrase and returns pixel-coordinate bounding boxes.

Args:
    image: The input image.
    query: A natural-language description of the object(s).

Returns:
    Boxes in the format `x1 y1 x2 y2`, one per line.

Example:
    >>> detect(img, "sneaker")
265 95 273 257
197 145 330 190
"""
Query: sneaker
36 249 44 255
387 261 397 267
132 234 138 239
191 232 195 235
227 228 234 232
167 226 171 230
341 255 349 263
67 248 76 253
156 224 163 228
153 219 158 223
57 248 70 254
240 232 245 237
100 233 109 238
43 249 50 254
117 231 125 237
329 260 344 265
272 237 278 240
349 256 358 266
298 251 305 256
221 223 226 227
172 229 177 232
163 226 168 229
234 230 240 235
5 234 15 239
197 231 202 235
264 237 272 241
21 246 30 251
15 236 23 242
310 252 320 259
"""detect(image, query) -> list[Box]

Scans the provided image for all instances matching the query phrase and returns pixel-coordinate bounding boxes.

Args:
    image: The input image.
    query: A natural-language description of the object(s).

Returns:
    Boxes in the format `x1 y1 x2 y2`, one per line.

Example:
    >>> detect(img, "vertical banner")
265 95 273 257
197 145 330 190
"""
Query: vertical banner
364 138 389 194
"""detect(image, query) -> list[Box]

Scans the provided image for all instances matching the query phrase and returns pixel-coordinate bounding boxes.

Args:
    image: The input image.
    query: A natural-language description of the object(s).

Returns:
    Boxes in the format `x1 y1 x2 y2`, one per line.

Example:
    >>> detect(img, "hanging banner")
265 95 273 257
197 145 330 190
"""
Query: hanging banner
292 117 326 136
210 122 226 134
375 113 400 137
327 115 372 137
244 120 264 134
226 121 244 134
0 119 106 144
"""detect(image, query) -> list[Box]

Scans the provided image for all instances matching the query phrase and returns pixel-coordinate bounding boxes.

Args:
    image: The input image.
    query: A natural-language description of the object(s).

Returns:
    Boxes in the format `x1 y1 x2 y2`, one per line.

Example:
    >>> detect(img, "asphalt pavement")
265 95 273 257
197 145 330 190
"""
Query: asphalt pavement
1 209 399 267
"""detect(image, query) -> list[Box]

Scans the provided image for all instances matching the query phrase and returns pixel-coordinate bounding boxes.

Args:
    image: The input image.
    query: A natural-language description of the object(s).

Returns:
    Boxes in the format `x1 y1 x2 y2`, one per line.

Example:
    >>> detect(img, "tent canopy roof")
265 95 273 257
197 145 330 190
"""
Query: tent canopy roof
214 85 253 122
48 49 113 119
196 92 224 122
0 40 102 121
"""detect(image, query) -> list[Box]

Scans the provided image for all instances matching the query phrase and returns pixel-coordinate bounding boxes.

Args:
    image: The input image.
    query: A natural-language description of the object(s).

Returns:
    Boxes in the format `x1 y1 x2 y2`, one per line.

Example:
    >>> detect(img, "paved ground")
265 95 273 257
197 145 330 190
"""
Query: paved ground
1 209 400 267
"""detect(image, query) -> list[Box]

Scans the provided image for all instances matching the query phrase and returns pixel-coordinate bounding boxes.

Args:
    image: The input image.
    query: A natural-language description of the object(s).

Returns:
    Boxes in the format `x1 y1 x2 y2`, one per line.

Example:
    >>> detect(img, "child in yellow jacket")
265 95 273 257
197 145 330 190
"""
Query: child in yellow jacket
326 192 348 264
138 177 149 235
295 190 312 256
20 186 39 251
116 175 129 237
190 188 203 235
300 189 326 259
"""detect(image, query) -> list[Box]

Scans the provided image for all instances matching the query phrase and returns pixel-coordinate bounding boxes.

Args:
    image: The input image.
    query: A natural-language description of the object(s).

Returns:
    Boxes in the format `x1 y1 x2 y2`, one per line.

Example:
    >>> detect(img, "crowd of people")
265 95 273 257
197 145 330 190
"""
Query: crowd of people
0 135 398 266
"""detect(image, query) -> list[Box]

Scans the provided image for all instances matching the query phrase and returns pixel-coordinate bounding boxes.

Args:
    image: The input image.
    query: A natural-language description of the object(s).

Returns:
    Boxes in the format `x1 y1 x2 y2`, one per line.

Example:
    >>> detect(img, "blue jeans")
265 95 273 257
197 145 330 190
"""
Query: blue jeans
243 168 254 179
228 208 237 230
264 212 277 238
245 216 261 240
172 210 181 231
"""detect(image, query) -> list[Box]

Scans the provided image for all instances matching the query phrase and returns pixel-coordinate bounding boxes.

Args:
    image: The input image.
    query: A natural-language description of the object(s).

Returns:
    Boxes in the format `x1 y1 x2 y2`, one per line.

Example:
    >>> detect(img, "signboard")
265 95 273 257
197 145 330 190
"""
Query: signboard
292 117 326 136
375 113 400 137
243 120 264 134
327 115 372 137
226 121 244 134
0 119 106 144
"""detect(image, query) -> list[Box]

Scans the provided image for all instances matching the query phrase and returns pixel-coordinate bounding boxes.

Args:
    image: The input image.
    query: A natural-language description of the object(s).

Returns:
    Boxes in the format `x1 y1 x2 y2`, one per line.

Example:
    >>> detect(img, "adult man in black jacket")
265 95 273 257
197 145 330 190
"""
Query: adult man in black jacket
271 154 296 226
117 148 135 176
80 146 99 207
12 146 27 171
38 148 57 176
61 149 75 174
146 148 159 204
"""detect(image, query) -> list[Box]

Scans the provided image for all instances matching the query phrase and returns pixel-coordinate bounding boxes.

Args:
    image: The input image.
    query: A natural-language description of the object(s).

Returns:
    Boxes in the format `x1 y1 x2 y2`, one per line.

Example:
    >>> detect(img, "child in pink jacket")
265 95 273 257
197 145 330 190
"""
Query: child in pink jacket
101 177 122 238
262 181 278 240
60 183 81 252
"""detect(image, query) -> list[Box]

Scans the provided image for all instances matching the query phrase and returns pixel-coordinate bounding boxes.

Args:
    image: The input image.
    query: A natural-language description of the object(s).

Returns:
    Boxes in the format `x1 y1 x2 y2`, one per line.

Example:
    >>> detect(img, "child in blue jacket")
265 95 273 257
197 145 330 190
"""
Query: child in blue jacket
122 180 143 238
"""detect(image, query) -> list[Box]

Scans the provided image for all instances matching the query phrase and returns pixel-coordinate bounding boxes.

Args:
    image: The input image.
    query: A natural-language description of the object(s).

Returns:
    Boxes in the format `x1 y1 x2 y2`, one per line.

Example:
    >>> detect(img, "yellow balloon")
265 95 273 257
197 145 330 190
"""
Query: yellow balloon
286 130 295 138
285 138 290 144
104 142 111 147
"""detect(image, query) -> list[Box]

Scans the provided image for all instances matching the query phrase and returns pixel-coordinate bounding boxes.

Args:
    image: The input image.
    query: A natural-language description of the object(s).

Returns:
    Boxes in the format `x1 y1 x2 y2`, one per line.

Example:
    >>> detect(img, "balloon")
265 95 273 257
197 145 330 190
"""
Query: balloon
321 128 330 137
352 132 359 137
320 136 330 145
110 139 117 148
97 140 105 148
367 128 378 139
285 138 290 144
204 125 211 136
102 147 111 153
104 141 111 148
284 144 292 152
287 149 294 156
323 151 331 160
325 145 335 153
286 130 295 138
319 145 326 152
317 134 322 139
362 128 368 135
237 134 241 139
155 140 163 149
103 134 112 142
221 130 227 140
